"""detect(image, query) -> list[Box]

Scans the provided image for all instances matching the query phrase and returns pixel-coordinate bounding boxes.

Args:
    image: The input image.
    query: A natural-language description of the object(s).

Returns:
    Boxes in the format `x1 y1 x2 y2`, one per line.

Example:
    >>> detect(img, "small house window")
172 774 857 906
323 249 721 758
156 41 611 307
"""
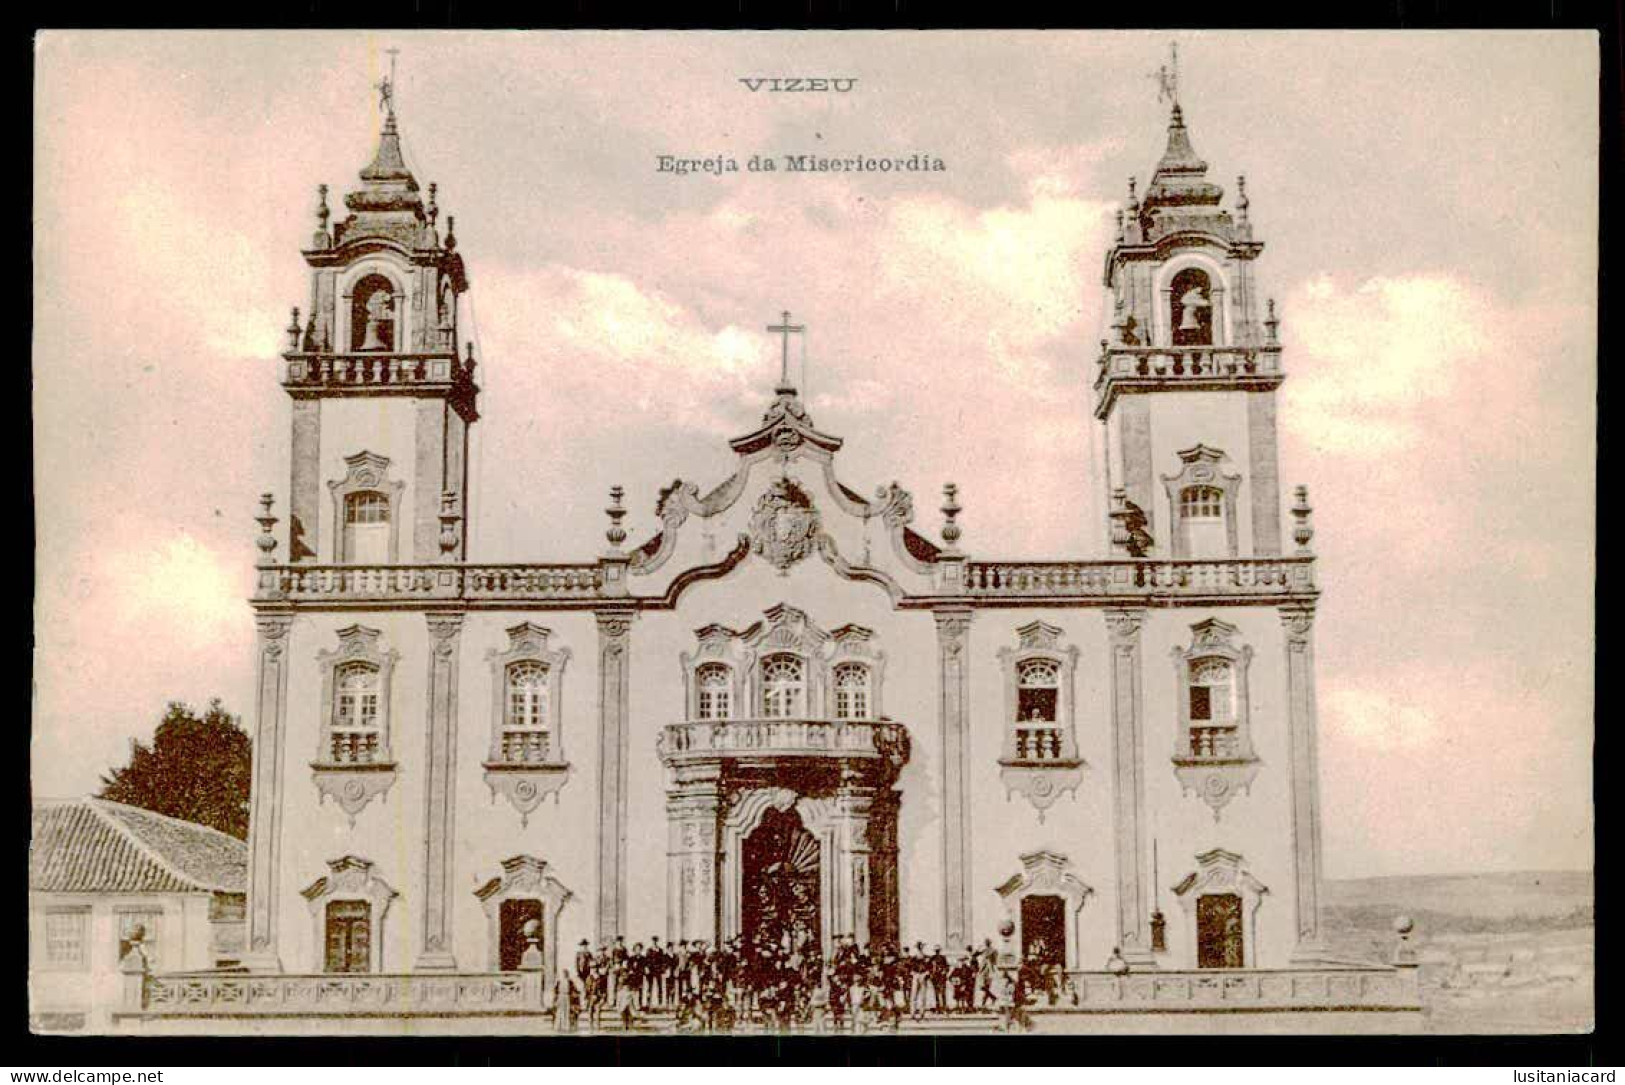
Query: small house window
761 655 805 719
833 663 871 720
43 910 88 969
696 663 733 721
332 662 382 764
501 662 551 763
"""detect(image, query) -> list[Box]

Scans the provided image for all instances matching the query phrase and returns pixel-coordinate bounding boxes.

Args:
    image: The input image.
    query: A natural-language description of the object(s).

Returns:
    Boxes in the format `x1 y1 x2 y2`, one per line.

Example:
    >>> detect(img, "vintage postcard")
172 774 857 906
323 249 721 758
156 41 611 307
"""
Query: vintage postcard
29 29 1596 1038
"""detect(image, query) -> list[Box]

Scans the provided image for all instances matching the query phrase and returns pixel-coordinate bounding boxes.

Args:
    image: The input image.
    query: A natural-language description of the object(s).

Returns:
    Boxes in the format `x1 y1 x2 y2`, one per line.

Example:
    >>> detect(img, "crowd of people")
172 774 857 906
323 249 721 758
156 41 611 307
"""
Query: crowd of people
549 933 1079 1033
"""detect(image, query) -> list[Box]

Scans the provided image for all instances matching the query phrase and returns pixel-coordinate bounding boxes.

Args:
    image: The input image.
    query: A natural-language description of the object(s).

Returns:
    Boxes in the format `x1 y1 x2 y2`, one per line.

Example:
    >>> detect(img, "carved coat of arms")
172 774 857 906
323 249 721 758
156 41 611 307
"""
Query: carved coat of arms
749 478 821 571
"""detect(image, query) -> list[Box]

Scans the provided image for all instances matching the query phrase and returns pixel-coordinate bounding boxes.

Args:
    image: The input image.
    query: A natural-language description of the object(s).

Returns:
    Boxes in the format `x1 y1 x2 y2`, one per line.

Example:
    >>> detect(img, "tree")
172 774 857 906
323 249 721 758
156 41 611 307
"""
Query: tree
98 699 252 839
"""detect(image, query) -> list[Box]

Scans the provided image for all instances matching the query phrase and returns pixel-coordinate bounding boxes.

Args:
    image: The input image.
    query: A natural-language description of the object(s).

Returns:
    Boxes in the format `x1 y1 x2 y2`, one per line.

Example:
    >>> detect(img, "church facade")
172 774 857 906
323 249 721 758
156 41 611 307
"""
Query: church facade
239 86 1334 990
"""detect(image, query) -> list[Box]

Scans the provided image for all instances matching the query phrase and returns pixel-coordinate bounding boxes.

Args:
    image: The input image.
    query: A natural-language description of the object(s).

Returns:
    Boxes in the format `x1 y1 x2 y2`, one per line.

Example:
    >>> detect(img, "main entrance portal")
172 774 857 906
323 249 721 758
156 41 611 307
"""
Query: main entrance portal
742 807 822 953
660 719 910 954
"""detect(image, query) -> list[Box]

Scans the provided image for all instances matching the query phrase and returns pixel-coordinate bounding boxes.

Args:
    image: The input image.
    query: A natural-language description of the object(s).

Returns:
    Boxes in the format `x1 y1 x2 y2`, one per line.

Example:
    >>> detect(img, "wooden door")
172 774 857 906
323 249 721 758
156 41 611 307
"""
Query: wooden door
1020 895 1066 968
325 900 371 973
1196 893 1244 969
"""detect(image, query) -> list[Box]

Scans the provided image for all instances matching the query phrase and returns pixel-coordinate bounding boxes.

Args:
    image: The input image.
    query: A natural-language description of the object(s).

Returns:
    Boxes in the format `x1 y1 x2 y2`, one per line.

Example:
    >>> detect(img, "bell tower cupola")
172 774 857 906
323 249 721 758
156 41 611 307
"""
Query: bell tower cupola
279 61 479 565
1095 46 1285 560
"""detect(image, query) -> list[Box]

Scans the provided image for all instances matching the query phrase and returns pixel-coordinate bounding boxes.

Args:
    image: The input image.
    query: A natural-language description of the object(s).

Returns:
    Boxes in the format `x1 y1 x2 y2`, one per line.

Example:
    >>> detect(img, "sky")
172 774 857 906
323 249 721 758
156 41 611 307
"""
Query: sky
32 30 1596 878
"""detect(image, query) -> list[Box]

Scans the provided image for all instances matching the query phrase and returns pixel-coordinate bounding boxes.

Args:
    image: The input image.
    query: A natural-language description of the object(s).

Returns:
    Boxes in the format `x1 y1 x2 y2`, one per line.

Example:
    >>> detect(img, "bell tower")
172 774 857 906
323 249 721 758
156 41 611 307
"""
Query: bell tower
1095 71 1285 562
280 69 478 565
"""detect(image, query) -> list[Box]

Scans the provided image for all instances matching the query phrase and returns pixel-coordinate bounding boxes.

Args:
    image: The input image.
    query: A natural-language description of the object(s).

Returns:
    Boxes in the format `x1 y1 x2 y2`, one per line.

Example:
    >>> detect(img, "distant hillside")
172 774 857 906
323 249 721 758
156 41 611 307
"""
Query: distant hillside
1324 871 1592 935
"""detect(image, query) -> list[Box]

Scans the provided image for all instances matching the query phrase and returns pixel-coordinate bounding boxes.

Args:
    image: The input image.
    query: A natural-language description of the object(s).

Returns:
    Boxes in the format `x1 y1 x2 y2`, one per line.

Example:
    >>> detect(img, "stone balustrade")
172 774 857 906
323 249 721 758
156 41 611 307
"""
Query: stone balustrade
1096 344 1284 382
659 718 910 764
282 352 472 389
961 557 1315 600
258 563 604 604
135 971 545 1016
1056 965 1420 1011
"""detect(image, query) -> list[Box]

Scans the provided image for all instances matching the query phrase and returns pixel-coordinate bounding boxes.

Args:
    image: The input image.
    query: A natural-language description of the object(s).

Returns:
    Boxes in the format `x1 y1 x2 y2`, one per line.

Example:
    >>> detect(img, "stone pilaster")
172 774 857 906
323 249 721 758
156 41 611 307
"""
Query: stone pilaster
1105 608 1156 969
244 613 294 971
832 779 876 947
1281 604 1328 962
665 760 721 945
1247 391 1283 556
933 608 973 947
288 400 321 562
413 398 448 562
595 610 635 942
417 611 464 971
1117 395 1154 545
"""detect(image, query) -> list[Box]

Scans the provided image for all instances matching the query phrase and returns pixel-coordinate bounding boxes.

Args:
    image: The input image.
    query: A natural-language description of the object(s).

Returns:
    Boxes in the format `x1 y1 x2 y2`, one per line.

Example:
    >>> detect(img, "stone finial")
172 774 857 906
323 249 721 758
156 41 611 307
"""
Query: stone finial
605 485 628 548
438 489 461 559
427 181 439 226
1292 484 1314 554
255 493 279 566
1236 175 1249 220
940 483 963 547
316 183 330 231
444 214 457 250
1114 207 1124 240
1127 175 1138 208
1392 914 1418 966
286 307 302 352
464 341 477 377
1265 298 1280 344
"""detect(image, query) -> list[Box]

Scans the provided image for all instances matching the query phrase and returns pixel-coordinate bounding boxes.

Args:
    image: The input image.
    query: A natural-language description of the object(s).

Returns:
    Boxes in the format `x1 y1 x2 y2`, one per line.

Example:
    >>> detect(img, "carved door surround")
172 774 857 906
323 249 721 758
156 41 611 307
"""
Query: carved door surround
995 849 1093 971
473 855 573 976
301 856 398 974
1171 848 1268 970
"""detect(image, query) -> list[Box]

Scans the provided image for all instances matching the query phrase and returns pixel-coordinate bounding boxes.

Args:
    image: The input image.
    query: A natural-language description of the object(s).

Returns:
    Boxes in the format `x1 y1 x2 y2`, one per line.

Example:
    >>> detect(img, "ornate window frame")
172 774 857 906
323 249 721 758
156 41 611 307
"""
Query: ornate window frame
994 849 1093 971
1170 617 1260 819
681 624 751 721
473 855 573 975
300 856 398 974
313 624 399 825
996 621 1085 820
826 624 886 720
329 451 406 564
1161 445 1242 559
1170 848 1268 970
483 623 572 825
741 604 831 717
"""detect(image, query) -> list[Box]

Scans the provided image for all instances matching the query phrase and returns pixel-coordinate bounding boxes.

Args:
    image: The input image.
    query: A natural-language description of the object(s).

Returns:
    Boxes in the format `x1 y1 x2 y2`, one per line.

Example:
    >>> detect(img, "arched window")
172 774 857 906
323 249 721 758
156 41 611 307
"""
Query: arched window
343 491 391 564
350 273 397 352
760 655 805 719
501 661 550 763
1187 658 1238 757
833 663 871 720
1015 658 1063 761
696 663 734 721
1170 267 1214 346
332 662 382 764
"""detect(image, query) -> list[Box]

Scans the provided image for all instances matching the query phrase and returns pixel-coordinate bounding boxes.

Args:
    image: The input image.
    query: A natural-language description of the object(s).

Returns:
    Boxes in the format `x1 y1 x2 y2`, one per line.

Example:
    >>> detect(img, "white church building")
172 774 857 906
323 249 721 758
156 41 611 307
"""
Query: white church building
116 67 1424 1031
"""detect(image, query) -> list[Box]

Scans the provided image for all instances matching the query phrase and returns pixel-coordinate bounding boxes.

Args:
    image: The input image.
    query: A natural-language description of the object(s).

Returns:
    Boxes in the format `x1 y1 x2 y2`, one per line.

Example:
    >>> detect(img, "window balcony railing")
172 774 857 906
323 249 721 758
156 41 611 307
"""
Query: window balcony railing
497 731 553 765
1011 724 1068 762
1188 726 1242 759
658 718 910 765
327 731 383 765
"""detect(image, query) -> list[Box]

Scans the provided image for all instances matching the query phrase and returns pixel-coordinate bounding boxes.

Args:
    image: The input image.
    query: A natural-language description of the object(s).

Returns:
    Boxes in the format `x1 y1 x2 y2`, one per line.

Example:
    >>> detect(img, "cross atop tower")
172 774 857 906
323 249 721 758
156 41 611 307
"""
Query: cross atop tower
767 309 805 394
